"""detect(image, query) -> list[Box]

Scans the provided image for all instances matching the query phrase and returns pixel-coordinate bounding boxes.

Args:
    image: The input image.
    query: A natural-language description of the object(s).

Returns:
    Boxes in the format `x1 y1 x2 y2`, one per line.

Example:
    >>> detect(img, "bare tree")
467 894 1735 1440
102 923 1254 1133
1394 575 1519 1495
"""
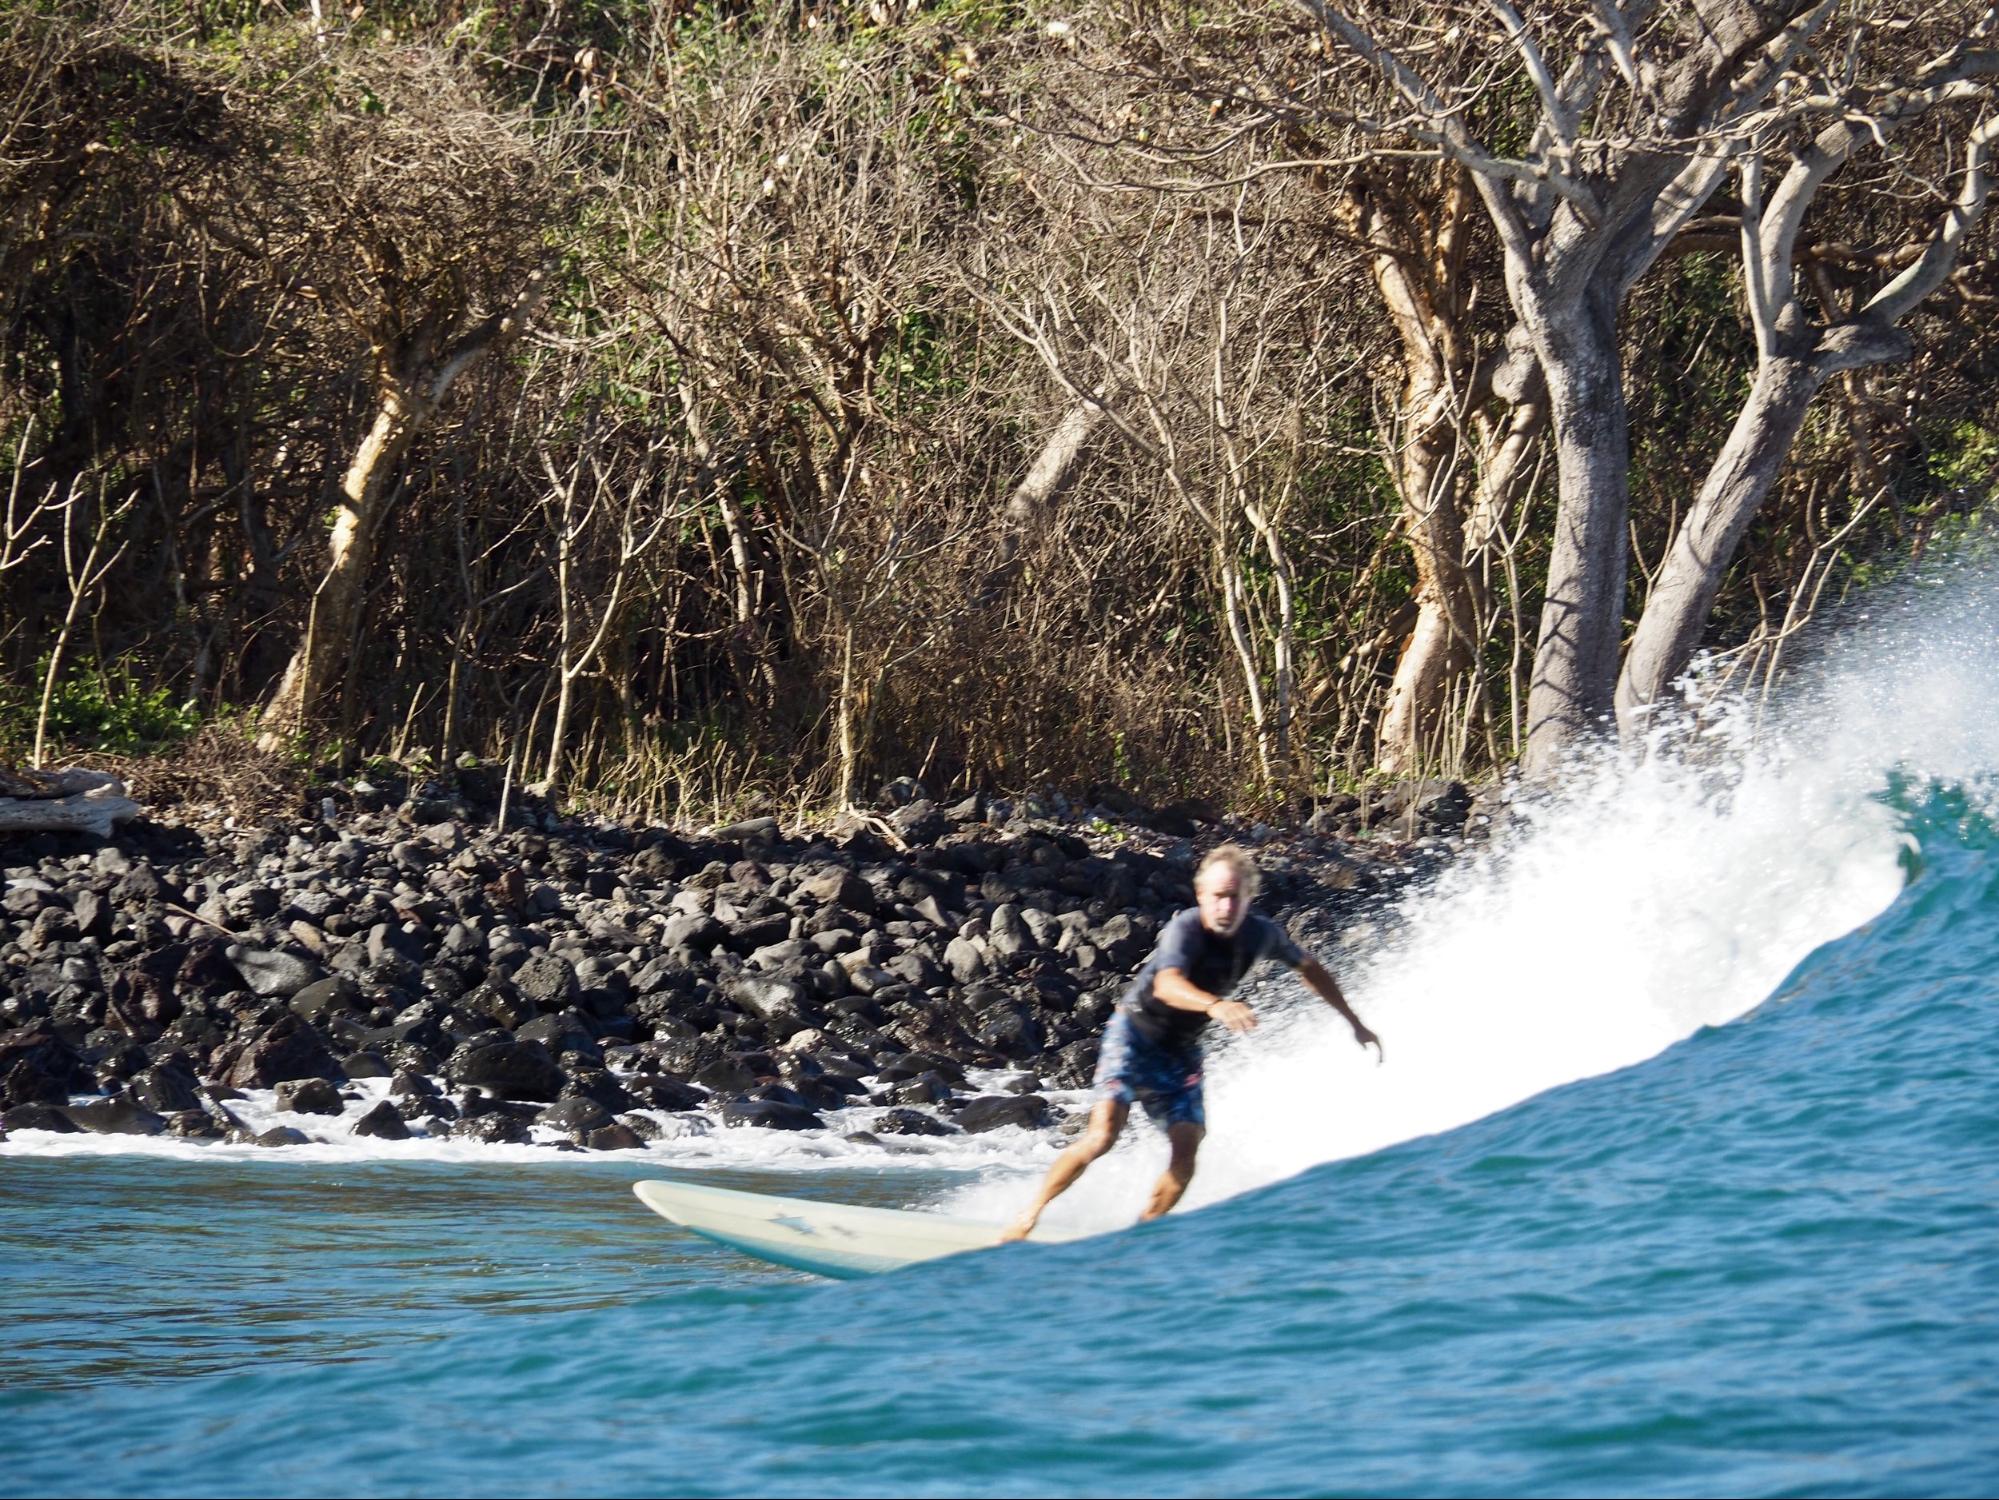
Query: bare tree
251 42 568 745
1619 30 1999 725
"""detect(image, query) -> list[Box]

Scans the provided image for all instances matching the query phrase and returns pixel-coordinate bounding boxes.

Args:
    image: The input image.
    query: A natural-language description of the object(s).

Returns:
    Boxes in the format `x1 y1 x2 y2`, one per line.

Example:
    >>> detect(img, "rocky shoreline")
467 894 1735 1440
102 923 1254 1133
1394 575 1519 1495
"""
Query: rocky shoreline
0 775 1479 1153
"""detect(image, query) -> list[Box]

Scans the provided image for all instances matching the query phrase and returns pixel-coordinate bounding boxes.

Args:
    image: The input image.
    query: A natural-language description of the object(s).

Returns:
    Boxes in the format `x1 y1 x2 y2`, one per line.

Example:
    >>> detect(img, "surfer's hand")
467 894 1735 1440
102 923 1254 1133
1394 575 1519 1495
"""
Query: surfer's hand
1353 1023 1383 1062
1210 999 1257 1034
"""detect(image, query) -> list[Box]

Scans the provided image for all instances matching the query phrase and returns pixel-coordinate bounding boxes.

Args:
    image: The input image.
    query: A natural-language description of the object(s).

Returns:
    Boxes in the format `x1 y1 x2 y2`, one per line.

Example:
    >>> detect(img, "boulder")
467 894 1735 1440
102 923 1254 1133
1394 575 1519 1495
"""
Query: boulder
726 976 818 1040
886 1071 954 1106
585 1121 647 1151
389 1069 441 1101
289 976 364 1021
718 1097 823 1132
619 1072 707 1112
534 1096 613 1134
955 1094 1053 1133
443 1034 565 1101
225 1015 344 1090
166 1109 223 1139
128 1063 201 1115
459 982 538 1031
61 1096 168 1135
2 1101 77 1133
515 1010 600 1061
351 1099 411 1140
0 1026 83 1107
795 868 875 914
873 1106 959 1137
512 952 580 1011
274 1077 344 1115
449 1111 530 1145
253 1125 311 1147
943 935 987 983
227 946 325 1000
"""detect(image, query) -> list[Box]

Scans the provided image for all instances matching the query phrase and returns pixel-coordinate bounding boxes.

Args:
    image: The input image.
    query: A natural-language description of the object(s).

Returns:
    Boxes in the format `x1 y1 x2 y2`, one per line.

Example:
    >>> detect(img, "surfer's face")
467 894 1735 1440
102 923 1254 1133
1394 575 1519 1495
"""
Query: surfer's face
1196 866 1248 936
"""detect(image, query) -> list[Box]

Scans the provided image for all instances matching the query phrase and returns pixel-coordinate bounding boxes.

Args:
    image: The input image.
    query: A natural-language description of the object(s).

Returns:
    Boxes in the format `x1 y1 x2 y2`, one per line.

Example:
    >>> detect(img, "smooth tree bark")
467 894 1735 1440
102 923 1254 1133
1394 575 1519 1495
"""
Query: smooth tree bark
1300 0 1842 773
1619 101 1999 726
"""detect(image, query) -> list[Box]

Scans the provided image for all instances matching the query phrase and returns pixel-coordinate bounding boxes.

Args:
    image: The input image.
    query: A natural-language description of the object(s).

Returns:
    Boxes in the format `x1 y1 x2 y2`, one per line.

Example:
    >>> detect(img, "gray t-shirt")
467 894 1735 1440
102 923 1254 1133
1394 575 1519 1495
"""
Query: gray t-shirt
1120 907 1305 1049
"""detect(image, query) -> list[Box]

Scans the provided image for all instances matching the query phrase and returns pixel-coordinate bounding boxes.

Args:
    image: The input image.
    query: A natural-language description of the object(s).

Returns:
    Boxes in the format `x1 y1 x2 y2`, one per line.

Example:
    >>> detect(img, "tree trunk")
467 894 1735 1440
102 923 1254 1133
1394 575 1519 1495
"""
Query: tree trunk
1615 356 1825 730
993 397 1104 577
1376 361 1482 773
1522 299 1631 776
258 390 419 744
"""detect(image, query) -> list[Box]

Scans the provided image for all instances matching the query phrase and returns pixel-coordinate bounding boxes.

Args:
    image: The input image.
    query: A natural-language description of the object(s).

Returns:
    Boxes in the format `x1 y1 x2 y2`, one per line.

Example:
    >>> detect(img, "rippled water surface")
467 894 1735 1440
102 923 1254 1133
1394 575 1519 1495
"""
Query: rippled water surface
8 586 1999 1496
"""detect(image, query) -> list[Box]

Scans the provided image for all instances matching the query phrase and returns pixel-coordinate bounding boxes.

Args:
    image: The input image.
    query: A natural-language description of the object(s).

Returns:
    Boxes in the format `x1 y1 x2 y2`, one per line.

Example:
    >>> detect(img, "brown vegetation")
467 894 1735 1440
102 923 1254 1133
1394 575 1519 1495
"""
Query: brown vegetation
0 0 1993 819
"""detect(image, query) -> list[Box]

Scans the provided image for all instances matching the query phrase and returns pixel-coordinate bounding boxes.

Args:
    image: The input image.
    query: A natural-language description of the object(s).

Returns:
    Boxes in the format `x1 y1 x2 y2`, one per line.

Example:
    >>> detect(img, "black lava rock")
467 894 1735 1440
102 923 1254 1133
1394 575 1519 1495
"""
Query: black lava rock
351 1099 411 1140
718 1097 823 1132
954 1094 1053 1133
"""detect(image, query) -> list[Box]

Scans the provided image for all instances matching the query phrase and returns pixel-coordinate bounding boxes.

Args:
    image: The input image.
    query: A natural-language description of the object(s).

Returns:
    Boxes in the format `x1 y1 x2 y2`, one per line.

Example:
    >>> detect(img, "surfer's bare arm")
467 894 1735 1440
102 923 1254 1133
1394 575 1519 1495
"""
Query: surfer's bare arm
1154 966 1257 1034
1299 958 1381 1059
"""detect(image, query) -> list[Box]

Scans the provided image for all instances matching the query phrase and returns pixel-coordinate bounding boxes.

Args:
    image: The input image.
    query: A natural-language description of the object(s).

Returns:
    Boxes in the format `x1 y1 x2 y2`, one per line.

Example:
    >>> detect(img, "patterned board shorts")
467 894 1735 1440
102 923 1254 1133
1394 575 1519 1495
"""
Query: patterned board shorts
1093 1009 1206 1129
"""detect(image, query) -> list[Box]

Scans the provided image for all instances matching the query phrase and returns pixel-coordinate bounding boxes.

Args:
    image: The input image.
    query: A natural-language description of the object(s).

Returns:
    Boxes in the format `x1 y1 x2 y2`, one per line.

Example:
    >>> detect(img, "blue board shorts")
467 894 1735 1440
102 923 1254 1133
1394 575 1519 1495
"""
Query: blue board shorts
1093 1009 1206 1129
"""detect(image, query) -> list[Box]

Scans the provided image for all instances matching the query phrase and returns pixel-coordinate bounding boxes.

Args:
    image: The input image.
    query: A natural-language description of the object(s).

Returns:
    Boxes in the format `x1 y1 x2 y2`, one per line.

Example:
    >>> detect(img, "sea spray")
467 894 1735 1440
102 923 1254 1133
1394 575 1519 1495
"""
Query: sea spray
947 564 1999 1229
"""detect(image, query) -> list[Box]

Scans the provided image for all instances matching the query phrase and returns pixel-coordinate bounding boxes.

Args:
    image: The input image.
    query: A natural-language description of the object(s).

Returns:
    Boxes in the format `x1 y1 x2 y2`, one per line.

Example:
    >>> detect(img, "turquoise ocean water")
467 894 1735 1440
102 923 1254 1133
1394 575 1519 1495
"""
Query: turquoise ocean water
5 591 1999 1497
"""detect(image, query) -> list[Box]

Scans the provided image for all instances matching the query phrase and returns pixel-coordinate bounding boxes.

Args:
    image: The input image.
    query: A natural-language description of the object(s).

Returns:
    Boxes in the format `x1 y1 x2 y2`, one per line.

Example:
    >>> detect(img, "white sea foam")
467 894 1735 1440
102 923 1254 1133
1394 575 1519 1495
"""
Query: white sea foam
943 563 1999 1231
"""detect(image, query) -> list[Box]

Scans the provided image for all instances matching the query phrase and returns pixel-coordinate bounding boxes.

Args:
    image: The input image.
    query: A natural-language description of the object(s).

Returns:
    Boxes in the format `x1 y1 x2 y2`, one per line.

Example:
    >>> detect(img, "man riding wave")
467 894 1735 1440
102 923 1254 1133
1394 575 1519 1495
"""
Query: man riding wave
1004 844 1380 1241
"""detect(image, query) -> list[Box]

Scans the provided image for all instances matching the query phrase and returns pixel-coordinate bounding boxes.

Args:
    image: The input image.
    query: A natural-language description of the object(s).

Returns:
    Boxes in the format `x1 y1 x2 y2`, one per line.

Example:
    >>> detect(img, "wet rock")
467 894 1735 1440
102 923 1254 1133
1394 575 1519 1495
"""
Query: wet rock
3 1101 77 1133
450 1111 530 1145
61 1096 168 1135
515 1011 599 1062
0 1026 83 1107
351 1099 410 1140
535 1096 613 1135
559 1069 634 1114
225 1015 343 1090
389 1069 441 1101
253 1125 310 1147
274 1077 344 1115
718 1097 823 1131
614 1112 664 1142
954 1094 1053 1133
129 1063 201 1115
874 1106 958 1137
586 1121 646 1151
623 1073 706 1112
443 1034 565 1101
885 1071 954 1107
166 1109 223 1139
341 1049 392 1079
876 1051 966 1086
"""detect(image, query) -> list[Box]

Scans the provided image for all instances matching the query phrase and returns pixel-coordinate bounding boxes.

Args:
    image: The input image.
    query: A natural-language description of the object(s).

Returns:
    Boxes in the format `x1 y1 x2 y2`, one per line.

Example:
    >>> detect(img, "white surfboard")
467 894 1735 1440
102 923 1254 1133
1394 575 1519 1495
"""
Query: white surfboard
632 1177 1083 1278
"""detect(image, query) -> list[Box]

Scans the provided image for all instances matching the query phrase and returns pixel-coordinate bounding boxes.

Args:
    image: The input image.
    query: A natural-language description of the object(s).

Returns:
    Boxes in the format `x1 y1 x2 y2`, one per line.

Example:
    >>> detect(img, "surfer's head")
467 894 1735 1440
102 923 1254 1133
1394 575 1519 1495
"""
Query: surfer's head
1195 844 1259 936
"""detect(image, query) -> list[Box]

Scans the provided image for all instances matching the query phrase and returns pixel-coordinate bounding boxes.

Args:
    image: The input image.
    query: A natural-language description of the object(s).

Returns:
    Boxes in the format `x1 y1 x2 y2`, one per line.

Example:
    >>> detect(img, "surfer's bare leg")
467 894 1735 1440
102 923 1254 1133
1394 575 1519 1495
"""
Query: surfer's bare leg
1001 1099 1128 1242
1139 1123 1204 1221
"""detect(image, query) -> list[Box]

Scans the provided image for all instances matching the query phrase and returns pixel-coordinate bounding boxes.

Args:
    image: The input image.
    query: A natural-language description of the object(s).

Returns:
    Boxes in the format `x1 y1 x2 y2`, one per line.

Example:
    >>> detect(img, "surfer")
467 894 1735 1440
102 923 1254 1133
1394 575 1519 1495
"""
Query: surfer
1002 844 1379 1241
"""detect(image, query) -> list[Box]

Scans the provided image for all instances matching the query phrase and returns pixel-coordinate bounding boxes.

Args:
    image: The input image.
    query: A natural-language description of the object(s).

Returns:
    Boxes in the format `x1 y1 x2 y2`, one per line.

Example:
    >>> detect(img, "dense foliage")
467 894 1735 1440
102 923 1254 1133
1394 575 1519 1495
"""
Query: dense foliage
0 0 1992 816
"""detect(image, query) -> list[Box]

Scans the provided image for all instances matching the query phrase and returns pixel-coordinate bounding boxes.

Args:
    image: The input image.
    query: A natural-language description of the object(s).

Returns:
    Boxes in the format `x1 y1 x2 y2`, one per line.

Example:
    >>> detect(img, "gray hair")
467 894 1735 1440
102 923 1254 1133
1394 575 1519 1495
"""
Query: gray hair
1195 843 1262 901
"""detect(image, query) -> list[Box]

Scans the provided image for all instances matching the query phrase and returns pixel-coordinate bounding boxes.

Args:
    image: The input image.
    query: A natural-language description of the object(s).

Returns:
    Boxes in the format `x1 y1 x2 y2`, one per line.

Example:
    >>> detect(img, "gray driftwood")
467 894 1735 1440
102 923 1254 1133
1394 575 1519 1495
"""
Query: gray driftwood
0 768 142 837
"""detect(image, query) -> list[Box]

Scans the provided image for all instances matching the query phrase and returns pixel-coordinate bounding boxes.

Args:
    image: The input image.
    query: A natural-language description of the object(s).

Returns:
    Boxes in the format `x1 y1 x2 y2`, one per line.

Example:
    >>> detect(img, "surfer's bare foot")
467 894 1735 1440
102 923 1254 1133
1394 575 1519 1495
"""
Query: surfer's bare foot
998 1215 1037 1243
